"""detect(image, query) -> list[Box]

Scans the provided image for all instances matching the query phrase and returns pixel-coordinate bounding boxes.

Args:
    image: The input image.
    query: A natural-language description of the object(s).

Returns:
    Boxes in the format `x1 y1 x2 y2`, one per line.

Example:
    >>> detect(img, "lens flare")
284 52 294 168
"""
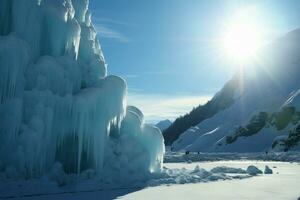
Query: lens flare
221 8 264 63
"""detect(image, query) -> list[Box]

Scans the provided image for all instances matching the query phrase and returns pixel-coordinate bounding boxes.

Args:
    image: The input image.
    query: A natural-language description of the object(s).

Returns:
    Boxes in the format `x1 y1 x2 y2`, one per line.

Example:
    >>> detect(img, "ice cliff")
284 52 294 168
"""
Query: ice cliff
0 0 164 180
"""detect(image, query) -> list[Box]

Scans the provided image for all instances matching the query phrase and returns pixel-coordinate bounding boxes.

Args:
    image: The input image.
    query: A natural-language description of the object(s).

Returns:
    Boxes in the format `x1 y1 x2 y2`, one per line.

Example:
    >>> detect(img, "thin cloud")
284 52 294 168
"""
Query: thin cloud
127 93 212 123
127 87 144 93
144 70 175 75
94 24 129 43
91 15 131 43
93 17 134 27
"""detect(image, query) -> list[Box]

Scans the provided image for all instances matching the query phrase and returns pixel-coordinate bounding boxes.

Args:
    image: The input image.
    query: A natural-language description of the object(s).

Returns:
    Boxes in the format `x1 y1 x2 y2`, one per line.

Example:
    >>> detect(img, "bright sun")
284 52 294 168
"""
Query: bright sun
221 9 264 63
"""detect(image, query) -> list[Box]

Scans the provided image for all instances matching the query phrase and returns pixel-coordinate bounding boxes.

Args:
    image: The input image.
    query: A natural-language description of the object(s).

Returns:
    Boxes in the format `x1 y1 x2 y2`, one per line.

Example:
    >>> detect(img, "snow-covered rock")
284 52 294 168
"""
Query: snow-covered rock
264 165 273 174
246 166 263 175
0 0 164 182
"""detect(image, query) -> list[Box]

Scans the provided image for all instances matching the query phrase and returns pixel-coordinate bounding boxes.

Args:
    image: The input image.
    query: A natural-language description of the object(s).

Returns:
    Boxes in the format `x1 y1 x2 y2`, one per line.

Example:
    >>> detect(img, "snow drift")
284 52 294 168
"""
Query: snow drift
0 0 164 181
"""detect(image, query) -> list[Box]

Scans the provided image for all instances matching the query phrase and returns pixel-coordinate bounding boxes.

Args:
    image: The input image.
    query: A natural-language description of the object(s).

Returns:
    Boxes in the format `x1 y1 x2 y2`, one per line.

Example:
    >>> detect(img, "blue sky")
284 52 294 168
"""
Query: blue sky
89 0 300 122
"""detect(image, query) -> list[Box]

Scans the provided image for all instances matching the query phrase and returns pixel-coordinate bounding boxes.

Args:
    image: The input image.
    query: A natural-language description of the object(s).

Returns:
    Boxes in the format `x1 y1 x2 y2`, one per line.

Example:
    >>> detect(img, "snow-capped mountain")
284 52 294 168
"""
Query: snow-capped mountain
0 0 164 181
156 119 172 132
163 74 240 145
170 29 300 152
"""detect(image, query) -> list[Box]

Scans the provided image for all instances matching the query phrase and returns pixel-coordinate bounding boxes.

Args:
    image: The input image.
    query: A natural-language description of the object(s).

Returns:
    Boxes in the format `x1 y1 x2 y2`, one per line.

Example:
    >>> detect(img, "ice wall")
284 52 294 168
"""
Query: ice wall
0 0 164 180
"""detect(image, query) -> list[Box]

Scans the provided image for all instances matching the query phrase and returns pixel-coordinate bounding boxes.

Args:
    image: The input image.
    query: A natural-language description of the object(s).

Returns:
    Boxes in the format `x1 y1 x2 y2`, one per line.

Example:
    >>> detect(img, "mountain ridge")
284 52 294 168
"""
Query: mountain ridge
165 28 300 152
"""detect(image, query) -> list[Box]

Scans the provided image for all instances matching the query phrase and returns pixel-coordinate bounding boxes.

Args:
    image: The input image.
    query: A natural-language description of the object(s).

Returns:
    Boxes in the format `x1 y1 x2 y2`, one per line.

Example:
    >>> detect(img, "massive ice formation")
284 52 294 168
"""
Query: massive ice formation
0 0 164 180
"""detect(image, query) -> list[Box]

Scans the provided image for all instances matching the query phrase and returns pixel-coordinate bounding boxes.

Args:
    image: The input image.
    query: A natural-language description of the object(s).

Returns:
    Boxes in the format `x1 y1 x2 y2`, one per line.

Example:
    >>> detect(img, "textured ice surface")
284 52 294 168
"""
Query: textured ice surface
0 0 164 182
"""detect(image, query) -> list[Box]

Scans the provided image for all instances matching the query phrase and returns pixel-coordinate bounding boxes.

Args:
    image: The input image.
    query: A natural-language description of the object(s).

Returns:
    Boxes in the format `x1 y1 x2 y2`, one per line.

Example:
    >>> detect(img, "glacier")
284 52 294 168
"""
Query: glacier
0 0 164 181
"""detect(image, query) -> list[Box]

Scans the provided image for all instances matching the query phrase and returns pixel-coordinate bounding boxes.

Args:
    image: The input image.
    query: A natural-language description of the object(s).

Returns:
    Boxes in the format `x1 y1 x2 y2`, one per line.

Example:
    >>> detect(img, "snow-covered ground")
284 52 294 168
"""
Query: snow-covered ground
122 161 300 200
0 161 252 199
164 151 300 163
4 159 300 200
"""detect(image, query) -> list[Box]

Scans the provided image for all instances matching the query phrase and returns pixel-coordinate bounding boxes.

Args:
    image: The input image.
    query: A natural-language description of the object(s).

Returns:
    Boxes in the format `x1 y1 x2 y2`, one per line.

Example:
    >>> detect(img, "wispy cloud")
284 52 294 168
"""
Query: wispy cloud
93 17 133 27
91 15 130 43
127 87 144 93
144 70 175 75
127 93 212 124
94 24 129 43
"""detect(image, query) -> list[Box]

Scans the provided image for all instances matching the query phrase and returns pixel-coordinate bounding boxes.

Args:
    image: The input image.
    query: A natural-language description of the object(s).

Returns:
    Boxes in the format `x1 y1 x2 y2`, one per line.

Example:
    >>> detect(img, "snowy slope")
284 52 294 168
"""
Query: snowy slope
164 75 240 145
0 0 164 183
172 29 300 152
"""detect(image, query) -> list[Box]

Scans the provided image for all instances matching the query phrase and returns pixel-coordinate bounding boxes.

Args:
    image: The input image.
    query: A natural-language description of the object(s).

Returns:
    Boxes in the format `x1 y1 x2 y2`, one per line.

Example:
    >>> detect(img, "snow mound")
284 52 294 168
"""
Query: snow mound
147 165 252 186
0 0 164 183
211 166 247 174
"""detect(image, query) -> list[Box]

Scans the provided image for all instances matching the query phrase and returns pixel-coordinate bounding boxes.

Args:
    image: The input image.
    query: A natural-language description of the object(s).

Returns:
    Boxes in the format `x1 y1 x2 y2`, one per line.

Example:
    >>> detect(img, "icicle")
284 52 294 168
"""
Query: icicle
0 0 164 181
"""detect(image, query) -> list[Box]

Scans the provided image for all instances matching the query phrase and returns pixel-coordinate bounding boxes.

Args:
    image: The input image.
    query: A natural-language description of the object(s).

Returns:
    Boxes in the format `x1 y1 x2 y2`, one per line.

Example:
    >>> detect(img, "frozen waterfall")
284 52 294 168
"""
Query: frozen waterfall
0 0 164 181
